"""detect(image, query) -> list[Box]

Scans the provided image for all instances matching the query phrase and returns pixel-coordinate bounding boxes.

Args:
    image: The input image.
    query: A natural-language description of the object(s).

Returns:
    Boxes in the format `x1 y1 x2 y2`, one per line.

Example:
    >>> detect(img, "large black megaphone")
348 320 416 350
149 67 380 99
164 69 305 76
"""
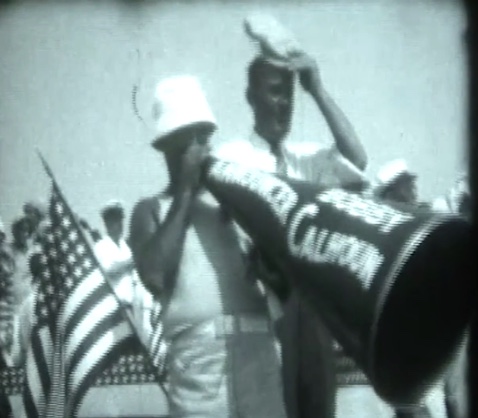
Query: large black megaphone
202 157 474 408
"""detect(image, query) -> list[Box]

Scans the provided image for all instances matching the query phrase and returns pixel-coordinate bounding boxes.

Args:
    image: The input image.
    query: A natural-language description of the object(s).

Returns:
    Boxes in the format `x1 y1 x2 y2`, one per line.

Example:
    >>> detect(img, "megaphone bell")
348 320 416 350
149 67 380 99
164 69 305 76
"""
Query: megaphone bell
202 157 473 407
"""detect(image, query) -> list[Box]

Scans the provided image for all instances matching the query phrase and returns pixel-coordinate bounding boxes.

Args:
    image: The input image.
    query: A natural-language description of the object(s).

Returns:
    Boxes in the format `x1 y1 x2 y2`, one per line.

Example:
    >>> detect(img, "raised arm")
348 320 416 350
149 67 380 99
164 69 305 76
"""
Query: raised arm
294 54 368 171
128 141 205 302
128 191 194 303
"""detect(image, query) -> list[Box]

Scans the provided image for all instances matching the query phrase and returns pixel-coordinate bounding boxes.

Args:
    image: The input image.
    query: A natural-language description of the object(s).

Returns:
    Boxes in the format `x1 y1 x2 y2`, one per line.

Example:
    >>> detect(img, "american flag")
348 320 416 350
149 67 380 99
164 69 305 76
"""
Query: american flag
148 304 168 379
19 181 138 418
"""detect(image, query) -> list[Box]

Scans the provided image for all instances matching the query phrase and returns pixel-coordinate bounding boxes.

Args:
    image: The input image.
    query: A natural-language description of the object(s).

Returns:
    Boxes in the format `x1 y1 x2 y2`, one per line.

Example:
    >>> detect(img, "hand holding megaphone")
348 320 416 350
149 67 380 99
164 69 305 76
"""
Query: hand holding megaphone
178 139 211 196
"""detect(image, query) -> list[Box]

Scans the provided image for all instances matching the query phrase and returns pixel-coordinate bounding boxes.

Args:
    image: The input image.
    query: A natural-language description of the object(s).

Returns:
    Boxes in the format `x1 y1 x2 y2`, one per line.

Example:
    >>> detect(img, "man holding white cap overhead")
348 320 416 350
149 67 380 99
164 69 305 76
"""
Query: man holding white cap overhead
129 75 287 417
215 14 369 418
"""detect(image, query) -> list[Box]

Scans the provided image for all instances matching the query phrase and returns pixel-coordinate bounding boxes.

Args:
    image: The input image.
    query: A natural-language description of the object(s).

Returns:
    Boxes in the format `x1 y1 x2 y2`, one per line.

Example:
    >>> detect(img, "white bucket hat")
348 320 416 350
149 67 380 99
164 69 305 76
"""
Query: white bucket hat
151 75 217 146
374 159 417 196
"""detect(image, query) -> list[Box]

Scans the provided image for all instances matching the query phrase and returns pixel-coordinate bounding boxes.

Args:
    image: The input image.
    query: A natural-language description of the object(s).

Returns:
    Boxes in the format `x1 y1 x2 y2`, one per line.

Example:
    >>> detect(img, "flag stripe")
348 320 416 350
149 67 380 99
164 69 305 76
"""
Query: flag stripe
66 321 134 417
62 269 131 333
64 290 118 362
70 321 133 390
21 180 160 418
60 271 104 327
31 326 52 398
67 338 137 418
66 309 129 378
22 325 53 417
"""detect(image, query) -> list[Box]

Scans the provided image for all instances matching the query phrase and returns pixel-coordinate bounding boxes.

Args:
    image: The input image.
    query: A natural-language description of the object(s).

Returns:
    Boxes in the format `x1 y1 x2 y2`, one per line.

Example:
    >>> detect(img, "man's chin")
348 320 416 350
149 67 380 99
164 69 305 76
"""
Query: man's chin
271 126 290 142
278 133 290 145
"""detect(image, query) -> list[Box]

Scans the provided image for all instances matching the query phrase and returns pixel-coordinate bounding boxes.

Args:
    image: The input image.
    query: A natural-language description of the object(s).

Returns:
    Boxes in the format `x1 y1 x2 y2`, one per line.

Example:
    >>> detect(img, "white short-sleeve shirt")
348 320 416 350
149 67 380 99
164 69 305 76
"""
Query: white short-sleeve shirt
94 236 136 305
213 132 367 321
214 132 367 185
94 236 156 346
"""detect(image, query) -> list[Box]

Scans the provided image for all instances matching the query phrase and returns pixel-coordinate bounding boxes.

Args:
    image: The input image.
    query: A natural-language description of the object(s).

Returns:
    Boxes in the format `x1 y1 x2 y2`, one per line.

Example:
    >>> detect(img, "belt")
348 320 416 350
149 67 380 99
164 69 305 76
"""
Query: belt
165 314 273 343
213 314 272 336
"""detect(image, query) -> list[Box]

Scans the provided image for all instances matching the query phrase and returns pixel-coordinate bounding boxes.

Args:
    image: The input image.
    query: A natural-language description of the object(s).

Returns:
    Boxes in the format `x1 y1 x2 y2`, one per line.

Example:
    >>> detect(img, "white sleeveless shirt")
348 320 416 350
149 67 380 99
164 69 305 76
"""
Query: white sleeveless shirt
158 191 268 338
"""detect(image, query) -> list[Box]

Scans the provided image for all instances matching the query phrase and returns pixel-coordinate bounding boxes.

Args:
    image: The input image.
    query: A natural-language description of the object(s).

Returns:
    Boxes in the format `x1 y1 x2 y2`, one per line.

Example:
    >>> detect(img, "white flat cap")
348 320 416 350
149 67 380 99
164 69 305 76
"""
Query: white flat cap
244 13 304 68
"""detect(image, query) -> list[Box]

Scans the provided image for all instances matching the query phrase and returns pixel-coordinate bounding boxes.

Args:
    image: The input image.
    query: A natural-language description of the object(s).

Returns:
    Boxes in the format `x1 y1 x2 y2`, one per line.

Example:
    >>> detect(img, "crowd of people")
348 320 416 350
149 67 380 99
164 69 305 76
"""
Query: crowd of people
0 202 104 366
0 13 472 418
1 202 49 367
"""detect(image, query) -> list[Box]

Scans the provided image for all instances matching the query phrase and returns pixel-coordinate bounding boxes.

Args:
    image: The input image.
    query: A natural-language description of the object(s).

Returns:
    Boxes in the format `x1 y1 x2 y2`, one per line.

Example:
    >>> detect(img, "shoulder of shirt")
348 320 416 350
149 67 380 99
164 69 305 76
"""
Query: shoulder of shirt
94 237 110 250
212 138 255 158
431 196 452 213
130 194 164 220
282 142 335 158
212 138 275 173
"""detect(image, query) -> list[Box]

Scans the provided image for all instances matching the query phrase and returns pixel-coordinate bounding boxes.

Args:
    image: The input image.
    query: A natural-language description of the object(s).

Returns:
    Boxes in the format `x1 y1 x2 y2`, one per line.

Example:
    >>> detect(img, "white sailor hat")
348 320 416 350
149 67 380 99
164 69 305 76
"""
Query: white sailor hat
151 75 217 146
374 159 417 195
101 200 125 219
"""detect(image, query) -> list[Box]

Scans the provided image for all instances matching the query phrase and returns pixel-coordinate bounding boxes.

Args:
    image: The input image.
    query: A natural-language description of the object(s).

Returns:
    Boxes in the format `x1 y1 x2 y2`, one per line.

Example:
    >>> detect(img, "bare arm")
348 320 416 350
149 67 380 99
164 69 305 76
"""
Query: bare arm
294 54 368 171
128 139 207 302
312 87 367 170
129 191 194 302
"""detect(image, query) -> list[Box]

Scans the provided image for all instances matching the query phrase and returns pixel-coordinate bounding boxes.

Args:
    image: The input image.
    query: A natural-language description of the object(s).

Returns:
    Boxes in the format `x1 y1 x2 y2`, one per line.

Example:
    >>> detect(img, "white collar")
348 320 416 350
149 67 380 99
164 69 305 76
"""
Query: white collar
249 130 290 157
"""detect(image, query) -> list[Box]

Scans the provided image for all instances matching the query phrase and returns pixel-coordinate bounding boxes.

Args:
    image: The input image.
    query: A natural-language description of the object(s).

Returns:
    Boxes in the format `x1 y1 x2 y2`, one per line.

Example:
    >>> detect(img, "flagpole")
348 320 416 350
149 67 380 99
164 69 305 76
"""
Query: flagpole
35 150 162 378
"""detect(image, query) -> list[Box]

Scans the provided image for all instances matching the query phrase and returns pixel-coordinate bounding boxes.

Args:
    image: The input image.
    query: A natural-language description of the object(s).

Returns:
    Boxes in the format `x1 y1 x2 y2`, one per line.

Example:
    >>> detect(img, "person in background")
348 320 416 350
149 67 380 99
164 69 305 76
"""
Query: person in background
129 75 287 417
0 217 14 416
9 218 34 316
90 229 102 243
94 201 155 348
95 201 136 297
78 217 102 244
10 218 31 256
0 217 15 363
374 159 433 211
216 14 369 418
373 159 434 418
374 159 418 204
1 216 37 368
22 201 47 244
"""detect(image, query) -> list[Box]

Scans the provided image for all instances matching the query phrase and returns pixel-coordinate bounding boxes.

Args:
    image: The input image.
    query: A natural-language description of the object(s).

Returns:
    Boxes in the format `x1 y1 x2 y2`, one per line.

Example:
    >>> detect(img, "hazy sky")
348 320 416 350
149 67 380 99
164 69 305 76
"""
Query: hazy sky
0 0 467 235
